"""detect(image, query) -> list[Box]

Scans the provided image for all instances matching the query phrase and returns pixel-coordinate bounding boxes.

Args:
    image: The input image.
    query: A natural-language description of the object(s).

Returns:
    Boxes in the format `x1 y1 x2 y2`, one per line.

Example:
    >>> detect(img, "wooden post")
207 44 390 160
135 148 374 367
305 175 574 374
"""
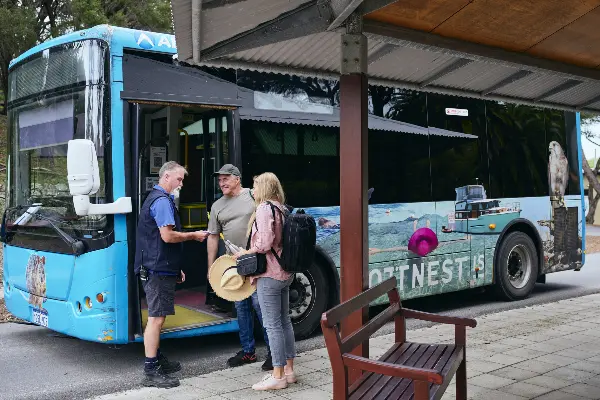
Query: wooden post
339 25 369 384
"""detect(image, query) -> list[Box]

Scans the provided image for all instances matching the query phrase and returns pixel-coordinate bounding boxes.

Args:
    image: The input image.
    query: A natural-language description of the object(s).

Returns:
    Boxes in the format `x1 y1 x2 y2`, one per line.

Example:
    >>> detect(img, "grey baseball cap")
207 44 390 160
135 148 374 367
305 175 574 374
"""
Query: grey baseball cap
213 164 241 177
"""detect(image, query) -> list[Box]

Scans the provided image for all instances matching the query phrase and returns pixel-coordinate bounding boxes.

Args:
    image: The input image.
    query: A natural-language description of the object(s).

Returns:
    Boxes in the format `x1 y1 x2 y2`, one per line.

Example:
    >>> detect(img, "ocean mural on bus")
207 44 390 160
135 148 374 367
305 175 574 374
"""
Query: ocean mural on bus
303 142 583 304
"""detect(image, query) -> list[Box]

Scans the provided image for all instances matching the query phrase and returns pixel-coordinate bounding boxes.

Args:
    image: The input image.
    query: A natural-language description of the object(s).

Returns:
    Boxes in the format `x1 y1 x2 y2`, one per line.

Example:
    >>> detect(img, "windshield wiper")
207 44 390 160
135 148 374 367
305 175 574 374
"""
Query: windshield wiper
1 204 86 256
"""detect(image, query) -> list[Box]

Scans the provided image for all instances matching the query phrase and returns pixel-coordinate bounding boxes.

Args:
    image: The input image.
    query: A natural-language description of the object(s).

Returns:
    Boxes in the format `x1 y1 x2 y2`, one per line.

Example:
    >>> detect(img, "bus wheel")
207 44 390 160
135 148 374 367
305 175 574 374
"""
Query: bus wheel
290 260 328 340
495 232 539 301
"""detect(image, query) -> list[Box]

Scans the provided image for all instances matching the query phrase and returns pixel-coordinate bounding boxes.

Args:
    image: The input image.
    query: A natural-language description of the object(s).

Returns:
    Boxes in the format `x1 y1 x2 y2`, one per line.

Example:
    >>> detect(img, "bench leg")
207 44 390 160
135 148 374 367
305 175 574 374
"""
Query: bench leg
415 381 429 400
456 359 467 400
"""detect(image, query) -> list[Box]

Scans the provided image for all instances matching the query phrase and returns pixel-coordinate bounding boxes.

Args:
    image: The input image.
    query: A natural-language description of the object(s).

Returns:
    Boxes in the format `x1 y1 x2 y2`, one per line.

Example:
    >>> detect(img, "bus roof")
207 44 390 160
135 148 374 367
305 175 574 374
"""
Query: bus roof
10 25 177 70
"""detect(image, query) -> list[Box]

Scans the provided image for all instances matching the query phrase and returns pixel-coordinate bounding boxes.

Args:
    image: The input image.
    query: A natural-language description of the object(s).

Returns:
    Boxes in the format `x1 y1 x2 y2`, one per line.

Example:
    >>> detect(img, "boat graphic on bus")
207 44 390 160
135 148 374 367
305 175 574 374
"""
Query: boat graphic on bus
451 185 521 234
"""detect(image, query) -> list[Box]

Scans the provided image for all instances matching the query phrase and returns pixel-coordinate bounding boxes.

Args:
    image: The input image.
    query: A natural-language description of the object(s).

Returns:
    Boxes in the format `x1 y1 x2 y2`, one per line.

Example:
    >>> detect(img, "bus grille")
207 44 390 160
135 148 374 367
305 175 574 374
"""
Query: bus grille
554 207 580 263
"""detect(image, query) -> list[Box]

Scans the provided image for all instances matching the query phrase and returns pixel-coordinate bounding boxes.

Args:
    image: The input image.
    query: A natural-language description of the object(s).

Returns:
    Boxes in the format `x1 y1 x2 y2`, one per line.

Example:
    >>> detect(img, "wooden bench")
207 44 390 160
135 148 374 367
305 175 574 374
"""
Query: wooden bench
321 277 477 400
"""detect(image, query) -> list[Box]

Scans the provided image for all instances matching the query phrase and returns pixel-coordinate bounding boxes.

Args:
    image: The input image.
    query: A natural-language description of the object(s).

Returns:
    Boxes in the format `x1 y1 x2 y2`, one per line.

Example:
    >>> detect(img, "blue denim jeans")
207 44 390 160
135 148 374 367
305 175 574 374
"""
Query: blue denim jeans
235 291 269 353
257 276 296 367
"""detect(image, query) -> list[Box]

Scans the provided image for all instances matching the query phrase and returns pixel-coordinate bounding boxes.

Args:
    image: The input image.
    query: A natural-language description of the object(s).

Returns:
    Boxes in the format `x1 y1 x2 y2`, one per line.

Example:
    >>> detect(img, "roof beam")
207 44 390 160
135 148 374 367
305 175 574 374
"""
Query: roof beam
577 94 600 110
328 0 365 30
363 19 600 84
533 79 582 102
480 70 532 96
200 0 334 61
358 0 400 15
199 58 600 113
419 58 472 88
367 43 396 65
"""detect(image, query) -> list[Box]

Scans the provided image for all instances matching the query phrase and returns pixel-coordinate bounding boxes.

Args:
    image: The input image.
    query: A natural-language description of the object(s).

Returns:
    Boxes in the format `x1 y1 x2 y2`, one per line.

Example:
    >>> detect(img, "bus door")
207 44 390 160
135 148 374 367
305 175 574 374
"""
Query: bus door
129 103 234 334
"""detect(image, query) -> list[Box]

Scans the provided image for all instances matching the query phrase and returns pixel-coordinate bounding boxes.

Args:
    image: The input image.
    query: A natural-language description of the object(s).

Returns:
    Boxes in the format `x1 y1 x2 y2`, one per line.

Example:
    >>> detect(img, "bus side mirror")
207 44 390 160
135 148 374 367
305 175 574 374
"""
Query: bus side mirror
67 139 132 216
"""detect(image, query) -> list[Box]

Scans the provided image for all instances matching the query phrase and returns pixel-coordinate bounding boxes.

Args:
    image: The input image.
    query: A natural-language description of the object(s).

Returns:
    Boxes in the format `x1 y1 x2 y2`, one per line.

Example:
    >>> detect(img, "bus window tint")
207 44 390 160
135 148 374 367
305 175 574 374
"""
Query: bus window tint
546 109 581 196
241 121 340 207
428 94 488 201
487 102 547 198
368 130 431 203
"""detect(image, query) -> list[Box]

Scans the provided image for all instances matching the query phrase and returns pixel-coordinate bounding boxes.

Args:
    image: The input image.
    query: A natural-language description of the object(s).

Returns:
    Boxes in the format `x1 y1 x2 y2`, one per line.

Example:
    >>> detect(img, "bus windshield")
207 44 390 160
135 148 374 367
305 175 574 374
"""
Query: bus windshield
6 39 110 247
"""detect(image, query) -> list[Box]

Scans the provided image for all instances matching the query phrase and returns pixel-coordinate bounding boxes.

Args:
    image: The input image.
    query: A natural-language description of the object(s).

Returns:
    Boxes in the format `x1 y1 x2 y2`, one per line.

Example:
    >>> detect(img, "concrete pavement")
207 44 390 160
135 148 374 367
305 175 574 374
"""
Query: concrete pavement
90 294 600 400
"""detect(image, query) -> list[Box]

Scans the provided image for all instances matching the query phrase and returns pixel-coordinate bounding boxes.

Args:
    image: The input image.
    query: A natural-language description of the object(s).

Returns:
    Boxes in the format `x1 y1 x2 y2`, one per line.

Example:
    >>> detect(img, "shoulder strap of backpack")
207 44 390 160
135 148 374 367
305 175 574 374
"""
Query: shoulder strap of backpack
265 201 283 264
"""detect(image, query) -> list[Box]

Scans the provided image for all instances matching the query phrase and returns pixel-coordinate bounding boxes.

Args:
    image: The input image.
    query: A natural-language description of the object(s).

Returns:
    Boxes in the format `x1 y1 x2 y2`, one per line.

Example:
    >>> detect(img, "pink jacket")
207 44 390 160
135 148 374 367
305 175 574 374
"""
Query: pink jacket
249 201 292 283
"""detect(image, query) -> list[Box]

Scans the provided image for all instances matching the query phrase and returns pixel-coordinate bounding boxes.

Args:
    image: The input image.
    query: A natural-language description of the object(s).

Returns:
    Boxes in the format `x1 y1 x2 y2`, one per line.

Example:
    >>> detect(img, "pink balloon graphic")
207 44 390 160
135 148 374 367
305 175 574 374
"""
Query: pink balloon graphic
408 227 439 257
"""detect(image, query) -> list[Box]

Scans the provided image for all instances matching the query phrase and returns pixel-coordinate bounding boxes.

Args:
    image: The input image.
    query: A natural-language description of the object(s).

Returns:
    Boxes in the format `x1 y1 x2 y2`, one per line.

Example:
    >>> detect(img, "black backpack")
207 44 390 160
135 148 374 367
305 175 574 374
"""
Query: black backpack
266 202 317 273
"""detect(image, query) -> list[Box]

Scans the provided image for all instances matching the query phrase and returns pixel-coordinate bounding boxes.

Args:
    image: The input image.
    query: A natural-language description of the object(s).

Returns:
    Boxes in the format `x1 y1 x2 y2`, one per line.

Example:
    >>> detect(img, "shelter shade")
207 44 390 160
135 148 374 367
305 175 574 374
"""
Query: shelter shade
171 0 600 113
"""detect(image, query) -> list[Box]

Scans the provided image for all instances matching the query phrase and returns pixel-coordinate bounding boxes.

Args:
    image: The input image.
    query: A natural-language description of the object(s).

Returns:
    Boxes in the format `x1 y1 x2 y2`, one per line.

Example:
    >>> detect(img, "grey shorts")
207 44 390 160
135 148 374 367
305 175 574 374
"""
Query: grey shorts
142 274 177 317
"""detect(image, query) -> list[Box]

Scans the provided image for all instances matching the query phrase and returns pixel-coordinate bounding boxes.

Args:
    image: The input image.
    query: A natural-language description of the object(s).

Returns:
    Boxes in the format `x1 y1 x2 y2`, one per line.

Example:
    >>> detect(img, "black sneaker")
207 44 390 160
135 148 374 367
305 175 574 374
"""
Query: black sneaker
158 353 181 374
261 352 273 371
227 350 257 367
143 365 180 389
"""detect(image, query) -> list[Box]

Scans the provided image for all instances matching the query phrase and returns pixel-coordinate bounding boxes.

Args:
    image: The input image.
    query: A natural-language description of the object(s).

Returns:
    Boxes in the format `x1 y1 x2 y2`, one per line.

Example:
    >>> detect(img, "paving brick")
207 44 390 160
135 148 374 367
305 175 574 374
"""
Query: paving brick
489 366 539 381
469 373 516 389
511 360 560 374
534 353 581 367
483 353 528 366
561 383 600 399
279 387 331 400
532 390 589 400
543 367 597 383
568 361 600 374
502 348 548 360
219 388 279 400
522 375 572 390
498 381 552 398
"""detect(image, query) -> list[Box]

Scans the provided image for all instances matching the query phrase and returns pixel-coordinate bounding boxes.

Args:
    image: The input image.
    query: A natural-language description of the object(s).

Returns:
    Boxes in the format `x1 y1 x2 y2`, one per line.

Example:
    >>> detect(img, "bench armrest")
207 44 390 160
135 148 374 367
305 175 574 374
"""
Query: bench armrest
402 309 477 328
342 354 444 385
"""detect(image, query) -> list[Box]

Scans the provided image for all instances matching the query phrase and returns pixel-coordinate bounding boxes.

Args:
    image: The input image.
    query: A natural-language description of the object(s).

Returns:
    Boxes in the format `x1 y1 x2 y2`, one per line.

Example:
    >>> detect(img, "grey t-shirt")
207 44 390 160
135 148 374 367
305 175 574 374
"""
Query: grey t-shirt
207 188 255 249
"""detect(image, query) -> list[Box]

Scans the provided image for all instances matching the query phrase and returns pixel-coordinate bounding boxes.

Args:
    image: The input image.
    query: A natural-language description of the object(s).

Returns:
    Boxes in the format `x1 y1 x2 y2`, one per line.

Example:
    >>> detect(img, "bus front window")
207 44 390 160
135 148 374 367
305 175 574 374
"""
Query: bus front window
6 39 110 250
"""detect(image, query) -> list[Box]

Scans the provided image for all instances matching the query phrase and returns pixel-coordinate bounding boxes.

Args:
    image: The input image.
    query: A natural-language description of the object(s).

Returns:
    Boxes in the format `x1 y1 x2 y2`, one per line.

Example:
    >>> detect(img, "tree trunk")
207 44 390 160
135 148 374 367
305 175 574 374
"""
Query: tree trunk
583 148 600 224
587 193 600 224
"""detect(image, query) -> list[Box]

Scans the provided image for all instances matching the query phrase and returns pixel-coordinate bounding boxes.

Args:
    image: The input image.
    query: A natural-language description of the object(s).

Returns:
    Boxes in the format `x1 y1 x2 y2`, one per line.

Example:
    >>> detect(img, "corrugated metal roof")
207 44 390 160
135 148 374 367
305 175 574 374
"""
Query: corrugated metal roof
238 98 478 139
172 1 600 113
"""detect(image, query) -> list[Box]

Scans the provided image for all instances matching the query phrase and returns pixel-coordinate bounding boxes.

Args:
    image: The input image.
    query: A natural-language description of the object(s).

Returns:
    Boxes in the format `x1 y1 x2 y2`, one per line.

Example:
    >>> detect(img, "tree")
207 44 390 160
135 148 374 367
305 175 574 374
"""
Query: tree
0 0 173 115
0 2 38 113
581 113 600 223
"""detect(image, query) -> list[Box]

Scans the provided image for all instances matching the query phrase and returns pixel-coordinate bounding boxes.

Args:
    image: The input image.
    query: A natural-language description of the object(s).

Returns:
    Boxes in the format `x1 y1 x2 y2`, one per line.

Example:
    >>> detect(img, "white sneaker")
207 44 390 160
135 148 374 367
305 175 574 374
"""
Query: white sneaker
252 374 288 390
285 371 297 384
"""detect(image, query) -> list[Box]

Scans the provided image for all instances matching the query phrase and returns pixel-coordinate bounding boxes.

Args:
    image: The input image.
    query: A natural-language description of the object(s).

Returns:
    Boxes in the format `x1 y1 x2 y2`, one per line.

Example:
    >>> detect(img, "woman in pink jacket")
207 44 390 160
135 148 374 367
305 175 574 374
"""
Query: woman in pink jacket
235 172 296 391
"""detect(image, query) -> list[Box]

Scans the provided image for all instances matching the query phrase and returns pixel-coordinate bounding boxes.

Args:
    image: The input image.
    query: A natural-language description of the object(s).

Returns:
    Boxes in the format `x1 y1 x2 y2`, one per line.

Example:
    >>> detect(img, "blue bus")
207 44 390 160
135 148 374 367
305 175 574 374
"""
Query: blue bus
3 25 585 343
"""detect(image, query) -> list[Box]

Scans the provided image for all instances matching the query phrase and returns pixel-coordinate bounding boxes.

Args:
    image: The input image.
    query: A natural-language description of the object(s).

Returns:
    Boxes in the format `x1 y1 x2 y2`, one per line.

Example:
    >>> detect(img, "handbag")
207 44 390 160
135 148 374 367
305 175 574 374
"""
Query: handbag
236 219 268 277
236 252 267 277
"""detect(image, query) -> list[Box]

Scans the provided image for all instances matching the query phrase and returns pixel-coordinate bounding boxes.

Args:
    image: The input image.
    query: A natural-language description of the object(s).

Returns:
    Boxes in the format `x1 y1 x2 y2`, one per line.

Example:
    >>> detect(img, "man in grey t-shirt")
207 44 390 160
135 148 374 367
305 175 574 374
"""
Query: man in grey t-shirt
207 164 272 370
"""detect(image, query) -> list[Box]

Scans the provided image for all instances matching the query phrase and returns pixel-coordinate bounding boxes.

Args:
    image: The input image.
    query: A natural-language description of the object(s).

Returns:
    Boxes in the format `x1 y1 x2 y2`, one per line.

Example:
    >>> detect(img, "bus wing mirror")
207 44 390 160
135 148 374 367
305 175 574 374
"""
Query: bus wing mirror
67 139 132 216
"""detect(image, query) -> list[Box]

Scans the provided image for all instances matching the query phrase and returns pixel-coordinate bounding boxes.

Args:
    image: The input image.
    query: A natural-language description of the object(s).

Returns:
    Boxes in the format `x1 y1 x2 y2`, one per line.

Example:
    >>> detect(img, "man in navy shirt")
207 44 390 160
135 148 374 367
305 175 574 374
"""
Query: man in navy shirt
134 161 208 388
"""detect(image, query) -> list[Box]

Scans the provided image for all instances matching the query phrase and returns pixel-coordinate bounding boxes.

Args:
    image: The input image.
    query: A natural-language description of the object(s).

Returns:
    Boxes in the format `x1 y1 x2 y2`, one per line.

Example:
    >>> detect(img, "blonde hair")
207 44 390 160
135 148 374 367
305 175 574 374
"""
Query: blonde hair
246 172 286 236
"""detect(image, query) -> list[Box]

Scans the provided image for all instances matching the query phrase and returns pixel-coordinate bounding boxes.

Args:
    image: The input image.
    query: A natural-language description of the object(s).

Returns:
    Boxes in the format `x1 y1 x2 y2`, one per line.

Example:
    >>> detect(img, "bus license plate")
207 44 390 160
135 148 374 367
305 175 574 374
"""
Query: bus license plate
32 308 48 327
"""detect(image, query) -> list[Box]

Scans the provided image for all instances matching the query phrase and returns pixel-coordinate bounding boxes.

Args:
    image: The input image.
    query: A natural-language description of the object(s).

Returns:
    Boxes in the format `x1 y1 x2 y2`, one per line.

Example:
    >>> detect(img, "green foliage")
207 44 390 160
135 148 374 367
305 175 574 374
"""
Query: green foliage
0 0 174 114
70 0 173 33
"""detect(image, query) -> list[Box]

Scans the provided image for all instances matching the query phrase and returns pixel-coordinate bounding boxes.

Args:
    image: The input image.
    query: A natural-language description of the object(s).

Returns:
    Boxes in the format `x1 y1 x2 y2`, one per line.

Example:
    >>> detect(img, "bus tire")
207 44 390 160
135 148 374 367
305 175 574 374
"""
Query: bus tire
495 231 539 301
290 260 329 340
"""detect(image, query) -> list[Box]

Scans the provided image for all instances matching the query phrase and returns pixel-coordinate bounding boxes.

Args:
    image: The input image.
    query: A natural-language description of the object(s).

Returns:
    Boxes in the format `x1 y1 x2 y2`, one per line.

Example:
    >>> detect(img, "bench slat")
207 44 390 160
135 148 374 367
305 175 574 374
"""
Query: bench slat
348 342 404 395
429 346 464 400
400 345 450 400
371 344 433 400
324 277 397 328
341 303 400 354
381 345 445 400
349 342 419 400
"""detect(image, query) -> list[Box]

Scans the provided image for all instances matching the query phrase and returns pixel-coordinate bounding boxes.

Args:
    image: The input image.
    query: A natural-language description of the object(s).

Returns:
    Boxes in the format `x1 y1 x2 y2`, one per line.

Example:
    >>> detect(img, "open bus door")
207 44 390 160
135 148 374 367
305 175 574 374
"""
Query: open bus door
127 102 239 339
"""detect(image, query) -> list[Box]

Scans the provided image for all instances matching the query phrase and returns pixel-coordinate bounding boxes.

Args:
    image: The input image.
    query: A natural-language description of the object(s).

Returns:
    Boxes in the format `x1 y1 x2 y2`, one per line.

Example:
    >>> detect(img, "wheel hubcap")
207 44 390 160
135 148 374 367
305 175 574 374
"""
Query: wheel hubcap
289 272 314 321
507 244 532 289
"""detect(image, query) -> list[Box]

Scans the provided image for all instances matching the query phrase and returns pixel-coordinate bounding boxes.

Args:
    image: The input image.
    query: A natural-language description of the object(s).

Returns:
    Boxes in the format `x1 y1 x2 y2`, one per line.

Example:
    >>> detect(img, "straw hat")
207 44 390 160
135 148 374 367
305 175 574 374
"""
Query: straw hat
208 255 255 302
